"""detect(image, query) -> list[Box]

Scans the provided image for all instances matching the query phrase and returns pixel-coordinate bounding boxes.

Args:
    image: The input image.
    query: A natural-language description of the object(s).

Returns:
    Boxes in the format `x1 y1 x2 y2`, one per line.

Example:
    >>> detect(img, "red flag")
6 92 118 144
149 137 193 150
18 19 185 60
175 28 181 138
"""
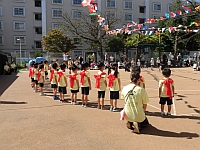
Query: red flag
177 10 182 15
170 12 176 18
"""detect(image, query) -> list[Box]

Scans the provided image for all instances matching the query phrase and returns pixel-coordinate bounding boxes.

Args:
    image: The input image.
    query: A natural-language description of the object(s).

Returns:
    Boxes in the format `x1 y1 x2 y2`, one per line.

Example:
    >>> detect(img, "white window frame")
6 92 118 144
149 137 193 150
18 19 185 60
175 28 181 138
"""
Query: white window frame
14 0 25 2
52 8 63 18
35 41 42 49
0 35 3 45
168 3 172 12
0 5 2 16
52 22 60 29
124 1 133 9
14 36 26 45
72 10 82 19
72 0 82 5
0 21 3 30
106 0 116 8
124 13 133 22
52 0 63 5
153 2 162 12
13 7 25 16
13 21 26 31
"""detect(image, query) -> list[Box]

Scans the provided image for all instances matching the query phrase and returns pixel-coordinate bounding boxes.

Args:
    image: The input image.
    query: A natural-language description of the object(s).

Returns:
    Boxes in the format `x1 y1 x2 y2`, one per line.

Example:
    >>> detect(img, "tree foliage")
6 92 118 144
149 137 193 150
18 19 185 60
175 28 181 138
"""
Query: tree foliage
60 10 121 59
42 28 76 53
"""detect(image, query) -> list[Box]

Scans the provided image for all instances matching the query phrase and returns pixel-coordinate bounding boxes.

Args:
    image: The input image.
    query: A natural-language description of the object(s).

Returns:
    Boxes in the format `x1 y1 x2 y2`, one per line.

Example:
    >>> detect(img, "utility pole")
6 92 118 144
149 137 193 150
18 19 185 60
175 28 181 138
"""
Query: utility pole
159 33 161 59
135 32 140 62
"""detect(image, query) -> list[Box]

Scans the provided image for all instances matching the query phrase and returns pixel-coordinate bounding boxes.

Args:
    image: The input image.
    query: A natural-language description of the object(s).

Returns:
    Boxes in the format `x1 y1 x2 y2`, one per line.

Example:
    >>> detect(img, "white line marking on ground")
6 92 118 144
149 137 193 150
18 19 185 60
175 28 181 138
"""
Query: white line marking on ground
172 97 177 116
177 113 200 116
147 104 160 111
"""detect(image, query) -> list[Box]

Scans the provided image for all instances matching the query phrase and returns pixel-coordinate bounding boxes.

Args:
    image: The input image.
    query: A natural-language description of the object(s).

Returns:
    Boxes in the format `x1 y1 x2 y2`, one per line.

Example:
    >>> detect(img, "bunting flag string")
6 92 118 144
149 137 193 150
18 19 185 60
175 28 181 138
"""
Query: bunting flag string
106 4 200 36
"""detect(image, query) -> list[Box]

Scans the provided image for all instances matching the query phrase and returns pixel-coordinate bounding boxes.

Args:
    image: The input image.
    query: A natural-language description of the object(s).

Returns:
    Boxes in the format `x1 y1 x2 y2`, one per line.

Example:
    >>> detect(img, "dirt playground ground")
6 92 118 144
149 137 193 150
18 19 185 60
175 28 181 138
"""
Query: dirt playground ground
0 67 199 150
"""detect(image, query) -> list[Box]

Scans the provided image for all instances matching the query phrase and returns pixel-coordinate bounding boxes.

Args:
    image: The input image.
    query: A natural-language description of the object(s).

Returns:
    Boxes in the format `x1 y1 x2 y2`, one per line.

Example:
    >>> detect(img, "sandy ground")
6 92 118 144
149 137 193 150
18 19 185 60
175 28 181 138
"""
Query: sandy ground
0 67 199 150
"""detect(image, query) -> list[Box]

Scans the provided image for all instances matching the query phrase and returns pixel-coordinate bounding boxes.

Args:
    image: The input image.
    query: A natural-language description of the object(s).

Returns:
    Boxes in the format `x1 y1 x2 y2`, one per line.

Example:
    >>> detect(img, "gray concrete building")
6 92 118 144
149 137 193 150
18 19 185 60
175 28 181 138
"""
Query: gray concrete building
0 0 175 60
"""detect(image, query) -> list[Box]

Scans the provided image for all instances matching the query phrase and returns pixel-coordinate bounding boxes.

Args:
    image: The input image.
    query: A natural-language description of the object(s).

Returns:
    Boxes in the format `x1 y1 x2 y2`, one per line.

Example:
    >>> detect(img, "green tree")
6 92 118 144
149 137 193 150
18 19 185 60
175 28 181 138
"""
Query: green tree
42 28 76 53
61 11 121 60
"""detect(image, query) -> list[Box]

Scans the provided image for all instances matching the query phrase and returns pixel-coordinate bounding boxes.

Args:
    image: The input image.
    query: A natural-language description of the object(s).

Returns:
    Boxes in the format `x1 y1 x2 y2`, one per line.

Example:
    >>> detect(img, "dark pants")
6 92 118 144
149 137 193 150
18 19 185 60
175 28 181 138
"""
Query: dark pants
126 117 149 130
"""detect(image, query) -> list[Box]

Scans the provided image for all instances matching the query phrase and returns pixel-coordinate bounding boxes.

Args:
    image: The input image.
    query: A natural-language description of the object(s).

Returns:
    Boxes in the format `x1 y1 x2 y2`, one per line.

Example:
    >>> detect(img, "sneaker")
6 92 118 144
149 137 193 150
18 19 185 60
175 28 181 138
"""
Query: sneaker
40 93 46 96
60 100 63 103
126 122 134 130
82 104 85 107
53 96 60 100
133 122 140 133
71 101 74 105
112 107 117 112
161 112 165 116
84 104 87 108
110 106 113 111
101 106 105 110
73 101 77 105
97 105 101 109
166 112 171 116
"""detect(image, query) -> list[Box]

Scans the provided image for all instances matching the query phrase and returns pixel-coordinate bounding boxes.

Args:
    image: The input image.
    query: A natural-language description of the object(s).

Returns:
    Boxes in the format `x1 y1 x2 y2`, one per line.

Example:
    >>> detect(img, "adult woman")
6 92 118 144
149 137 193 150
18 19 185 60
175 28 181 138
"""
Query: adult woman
121 72 149 133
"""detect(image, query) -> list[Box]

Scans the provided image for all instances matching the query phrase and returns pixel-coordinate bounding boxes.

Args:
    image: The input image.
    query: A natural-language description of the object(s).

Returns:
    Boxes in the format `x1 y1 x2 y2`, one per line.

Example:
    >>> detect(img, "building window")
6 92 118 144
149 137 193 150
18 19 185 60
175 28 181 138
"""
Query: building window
52 9 63 18
124 1 132 9
139 18 145 24
35 27 42 34
0 5 2 16
35 0 41 7
0 35 3 45
52 23 60 29
35 41 42 48
72 0 82 5
14 36 26 45
72 10 82 18
13 7 25 16
168 3 172 12
52 0 63 4
14 21 26 31
139 6 145 13
73 37 82 45
106 0 116 8
14 0 25 2
0 21 3 30
35 13 42 20
153 3 161 11
152 15 159 19
125 13 132 22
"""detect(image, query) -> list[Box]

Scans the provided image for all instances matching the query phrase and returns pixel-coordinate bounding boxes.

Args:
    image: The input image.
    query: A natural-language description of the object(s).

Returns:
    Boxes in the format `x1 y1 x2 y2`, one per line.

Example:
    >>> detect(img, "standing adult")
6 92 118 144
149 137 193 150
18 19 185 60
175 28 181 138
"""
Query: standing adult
169 52 174 66
79 54 83 64
140 53 145 68
121 71 149 133
193 53 197 62
177 53 182 67
162 53 168 66
110 55 114 63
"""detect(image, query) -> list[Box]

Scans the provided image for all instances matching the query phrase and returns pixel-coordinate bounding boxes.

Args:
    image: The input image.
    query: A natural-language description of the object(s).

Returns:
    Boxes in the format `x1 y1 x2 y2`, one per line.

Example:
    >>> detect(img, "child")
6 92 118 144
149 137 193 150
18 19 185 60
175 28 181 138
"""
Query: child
156 57 160 71
132 66 145 89
44 60 49 80
107 63 121 112
167 59 171 68
69 64 79 104
49 61 54 73
80 63 91 107
94 62 107 110
150 58 154 71
29 62 35 89
57 64 68 102
33 63 39 92
68 58 72 74
137 59 141 67
193 62 197 71
159 68 174 116
38 64 46 96
50 62 59 100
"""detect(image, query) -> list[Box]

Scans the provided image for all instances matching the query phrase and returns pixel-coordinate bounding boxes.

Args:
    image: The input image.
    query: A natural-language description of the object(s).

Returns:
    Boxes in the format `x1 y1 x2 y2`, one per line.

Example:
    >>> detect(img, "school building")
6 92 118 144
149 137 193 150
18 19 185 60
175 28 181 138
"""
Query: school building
0 0 177 62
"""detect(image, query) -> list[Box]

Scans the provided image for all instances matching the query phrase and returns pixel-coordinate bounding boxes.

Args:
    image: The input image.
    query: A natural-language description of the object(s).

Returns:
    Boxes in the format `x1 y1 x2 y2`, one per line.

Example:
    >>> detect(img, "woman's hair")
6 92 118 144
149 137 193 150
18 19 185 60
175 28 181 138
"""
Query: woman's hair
52 62 58 70
130 71 140 83
132 66 141 73
112 63 118 77
60 64 66 70
97 62 104 70
39 64 44 70
71 64 78 71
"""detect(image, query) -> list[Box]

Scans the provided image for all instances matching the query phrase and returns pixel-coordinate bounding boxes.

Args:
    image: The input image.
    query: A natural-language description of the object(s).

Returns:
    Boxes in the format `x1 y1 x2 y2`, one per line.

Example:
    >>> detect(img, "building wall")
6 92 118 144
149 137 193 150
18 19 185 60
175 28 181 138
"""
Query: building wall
0 0 174 58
